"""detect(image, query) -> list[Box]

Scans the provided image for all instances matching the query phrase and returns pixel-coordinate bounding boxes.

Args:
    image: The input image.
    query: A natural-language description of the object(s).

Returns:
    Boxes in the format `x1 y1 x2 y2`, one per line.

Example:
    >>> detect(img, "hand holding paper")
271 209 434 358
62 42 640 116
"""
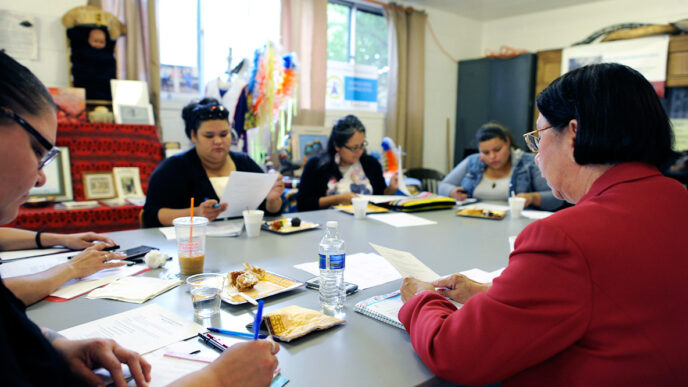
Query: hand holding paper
217 172 278 219
369 243 439 282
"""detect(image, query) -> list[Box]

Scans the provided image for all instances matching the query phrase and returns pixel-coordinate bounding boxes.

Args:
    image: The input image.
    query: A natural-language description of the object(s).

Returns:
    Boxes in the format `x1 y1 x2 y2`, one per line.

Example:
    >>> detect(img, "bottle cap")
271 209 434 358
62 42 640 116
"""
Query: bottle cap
326 221 338 228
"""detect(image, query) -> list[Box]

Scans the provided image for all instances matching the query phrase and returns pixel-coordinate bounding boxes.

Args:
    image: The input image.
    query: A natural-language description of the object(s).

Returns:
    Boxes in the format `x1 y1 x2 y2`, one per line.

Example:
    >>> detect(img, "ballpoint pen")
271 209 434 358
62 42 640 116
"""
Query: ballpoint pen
253 300 264 340
197 332 229 352
207 327 268 339
204 197 221 209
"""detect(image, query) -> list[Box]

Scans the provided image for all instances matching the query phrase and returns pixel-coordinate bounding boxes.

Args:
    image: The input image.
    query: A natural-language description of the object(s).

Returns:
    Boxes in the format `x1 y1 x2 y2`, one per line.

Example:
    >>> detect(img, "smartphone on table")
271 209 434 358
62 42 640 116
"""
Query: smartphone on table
305 277 359 295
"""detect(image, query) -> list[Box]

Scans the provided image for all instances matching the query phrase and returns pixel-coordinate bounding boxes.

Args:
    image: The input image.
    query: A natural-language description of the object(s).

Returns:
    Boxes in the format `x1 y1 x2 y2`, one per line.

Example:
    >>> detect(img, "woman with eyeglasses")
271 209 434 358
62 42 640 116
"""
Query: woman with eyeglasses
142 97 284 227
0 50 279 387
399 63 688 385
439 121 563 211
297 114 398 211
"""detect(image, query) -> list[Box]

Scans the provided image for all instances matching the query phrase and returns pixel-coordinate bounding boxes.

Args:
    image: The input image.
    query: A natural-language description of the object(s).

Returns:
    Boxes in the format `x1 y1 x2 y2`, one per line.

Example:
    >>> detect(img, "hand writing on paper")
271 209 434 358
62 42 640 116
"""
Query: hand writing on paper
400 277 436 302
432 273 490 304
198 199 228 221
51 337 152 387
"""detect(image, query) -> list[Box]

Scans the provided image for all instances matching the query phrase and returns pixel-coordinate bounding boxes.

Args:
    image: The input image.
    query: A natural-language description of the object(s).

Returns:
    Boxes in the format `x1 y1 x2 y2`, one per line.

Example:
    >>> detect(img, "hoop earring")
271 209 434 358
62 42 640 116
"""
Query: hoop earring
334 152 341 165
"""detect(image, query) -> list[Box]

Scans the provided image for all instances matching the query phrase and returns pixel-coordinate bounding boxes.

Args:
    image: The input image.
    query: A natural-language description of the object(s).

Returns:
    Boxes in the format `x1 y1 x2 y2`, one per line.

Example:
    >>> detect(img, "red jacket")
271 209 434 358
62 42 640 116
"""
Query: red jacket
399 162 688 386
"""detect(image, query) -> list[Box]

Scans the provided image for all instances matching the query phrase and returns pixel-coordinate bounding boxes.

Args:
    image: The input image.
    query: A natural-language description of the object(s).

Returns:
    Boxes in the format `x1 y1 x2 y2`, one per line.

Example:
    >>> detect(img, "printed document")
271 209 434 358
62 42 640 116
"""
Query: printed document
294 253 402 290
217 171 278 218
369 243 440 282
59 304 205 355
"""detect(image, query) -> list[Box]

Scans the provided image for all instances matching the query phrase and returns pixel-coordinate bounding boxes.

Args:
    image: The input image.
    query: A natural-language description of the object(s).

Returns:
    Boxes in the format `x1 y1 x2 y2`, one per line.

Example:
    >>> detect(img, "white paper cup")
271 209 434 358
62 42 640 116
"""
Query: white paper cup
243 210 264 238
351 197 368 219
509 197 526 219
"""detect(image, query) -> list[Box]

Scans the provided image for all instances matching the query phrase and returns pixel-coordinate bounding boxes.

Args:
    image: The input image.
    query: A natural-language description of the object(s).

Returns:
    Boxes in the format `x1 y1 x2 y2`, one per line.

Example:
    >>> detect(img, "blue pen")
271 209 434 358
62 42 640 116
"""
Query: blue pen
204 197 221 209
208 327 267 339
253 300 264 340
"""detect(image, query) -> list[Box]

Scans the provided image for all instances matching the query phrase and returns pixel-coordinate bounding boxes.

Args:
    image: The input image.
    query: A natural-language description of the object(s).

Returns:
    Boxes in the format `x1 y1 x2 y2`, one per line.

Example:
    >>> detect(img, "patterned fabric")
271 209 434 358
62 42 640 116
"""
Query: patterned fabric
3 123 163 232
327 161 374 196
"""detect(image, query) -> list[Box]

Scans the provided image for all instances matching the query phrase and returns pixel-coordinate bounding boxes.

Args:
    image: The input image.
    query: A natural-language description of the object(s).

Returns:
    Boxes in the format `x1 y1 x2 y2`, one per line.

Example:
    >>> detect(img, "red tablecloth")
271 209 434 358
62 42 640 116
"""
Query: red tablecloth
7 204 142 233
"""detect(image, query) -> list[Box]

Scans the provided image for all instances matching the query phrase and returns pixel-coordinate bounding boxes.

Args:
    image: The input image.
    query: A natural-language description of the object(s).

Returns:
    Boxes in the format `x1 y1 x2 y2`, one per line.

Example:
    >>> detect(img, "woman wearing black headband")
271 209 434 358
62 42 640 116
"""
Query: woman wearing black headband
142 98 283 227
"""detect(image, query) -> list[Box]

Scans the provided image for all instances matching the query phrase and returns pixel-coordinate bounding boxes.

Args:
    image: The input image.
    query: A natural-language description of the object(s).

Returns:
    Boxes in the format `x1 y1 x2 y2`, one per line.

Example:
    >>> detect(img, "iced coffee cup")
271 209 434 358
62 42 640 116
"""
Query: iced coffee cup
173 216 209 275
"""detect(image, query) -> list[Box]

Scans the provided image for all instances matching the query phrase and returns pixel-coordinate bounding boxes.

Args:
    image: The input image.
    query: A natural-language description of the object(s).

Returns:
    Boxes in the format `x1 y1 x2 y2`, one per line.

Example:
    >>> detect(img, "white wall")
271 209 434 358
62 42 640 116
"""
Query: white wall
481 0 688 56
1 0 86 87
420 7 482 173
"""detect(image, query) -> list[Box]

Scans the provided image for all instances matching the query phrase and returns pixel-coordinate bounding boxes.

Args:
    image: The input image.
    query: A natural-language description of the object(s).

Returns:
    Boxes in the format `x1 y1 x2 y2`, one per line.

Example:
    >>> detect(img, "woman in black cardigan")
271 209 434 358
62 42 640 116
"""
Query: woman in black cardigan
143 98 283 227
297 115 398 211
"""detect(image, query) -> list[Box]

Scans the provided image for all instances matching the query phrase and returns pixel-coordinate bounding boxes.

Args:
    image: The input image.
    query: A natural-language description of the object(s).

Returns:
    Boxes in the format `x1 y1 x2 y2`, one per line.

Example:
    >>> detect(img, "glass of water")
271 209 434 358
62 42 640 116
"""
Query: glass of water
187 273 225 318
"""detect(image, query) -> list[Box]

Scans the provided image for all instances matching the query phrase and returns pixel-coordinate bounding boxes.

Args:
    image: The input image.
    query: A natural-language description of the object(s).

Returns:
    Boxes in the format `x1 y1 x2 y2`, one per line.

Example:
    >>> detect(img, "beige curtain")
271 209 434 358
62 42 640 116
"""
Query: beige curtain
102 0 161 133
385 5 426 169
280 0 327 126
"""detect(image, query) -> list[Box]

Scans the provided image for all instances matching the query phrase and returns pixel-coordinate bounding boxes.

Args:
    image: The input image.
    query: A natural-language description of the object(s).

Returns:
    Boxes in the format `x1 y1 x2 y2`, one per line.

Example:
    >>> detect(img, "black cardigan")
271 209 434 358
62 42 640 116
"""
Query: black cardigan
297 152 387 211
143 148 278 227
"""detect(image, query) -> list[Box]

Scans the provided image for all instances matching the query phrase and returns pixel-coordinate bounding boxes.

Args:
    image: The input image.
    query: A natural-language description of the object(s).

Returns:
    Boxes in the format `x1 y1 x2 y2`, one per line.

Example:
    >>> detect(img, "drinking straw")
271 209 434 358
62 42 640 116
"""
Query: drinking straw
190 197 194 243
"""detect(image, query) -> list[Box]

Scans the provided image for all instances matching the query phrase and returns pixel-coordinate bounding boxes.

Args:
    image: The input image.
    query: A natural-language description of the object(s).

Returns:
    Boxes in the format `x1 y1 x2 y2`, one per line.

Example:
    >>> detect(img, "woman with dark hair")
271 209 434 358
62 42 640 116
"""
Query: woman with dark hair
399 63 688 384
297 115 398 211
143 97 284 227
439 121 563 210
0 51 279 387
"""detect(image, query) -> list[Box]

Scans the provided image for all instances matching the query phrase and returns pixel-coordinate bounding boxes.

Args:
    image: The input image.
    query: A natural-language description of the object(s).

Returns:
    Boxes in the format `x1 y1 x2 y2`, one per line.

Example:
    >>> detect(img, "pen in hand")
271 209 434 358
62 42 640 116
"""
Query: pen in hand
253 300 264 340
204 197 221 209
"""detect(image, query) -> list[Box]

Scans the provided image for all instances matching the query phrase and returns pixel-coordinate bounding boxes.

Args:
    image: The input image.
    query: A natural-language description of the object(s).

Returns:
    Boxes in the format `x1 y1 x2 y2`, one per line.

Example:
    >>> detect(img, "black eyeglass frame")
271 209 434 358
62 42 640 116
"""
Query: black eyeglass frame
342 140 368 152
0 106 60 170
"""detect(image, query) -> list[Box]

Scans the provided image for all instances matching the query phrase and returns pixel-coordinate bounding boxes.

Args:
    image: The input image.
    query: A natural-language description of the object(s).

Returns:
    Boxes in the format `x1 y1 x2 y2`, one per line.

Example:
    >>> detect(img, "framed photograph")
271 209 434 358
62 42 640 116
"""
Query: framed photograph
82 172 116 200
28 146 73 202
48 87 86 123
290 125 329 163
112 167 144 199
113 103 154 125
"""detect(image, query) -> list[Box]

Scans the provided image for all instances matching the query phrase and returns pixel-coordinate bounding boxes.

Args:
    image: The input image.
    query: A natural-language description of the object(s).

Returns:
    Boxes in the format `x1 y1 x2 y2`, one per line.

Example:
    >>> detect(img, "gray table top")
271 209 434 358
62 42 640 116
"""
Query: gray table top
27 207 534 386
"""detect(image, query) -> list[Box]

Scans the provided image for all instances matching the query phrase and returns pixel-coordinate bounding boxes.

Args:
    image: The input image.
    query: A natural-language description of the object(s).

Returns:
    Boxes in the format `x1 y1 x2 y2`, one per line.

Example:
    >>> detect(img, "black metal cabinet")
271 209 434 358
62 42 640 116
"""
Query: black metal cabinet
454 53 536 164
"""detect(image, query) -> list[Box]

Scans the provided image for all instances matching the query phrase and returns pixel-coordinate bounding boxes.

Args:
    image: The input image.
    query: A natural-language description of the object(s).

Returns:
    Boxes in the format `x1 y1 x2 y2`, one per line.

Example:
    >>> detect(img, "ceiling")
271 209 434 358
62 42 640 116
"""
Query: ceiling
399 0 604 21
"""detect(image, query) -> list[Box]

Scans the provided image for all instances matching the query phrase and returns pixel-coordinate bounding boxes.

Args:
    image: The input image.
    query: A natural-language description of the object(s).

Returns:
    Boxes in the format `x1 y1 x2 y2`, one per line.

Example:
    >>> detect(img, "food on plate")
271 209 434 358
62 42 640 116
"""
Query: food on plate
290 217 301 227
227 263 266 291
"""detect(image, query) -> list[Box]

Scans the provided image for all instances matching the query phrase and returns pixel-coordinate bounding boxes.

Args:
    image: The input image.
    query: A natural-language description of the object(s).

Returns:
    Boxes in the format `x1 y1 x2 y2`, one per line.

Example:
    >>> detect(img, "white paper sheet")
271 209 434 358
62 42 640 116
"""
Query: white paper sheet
159 221 243 240
87 276 182 303
0 251 74 277
294 253 402 290
0 248 69 261
458 267 504 283
59 304 205 355
369 243 440 282
358 194 407 204
521 210 553 219
50 264 148 299
368 213 437 227
217 171 278 219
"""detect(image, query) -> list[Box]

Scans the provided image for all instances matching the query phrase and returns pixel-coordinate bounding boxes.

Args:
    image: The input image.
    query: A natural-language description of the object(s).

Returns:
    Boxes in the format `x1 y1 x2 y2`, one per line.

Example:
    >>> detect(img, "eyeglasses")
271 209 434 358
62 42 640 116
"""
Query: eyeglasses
0 106 60 170
523 126 552 153
342 140 367 152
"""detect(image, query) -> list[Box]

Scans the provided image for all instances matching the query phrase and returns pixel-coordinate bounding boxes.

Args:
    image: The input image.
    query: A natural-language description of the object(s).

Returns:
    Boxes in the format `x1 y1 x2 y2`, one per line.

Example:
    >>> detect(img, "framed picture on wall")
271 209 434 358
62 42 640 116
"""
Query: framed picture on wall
28 146 73 202
290 125 329 163
112 167 144 199
82 172 116 200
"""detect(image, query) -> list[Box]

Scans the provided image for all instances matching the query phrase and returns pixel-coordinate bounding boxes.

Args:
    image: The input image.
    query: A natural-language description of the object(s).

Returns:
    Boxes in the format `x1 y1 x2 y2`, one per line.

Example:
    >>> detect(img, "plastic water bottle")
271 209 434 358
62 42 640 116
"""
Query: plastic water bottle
319 221 345 316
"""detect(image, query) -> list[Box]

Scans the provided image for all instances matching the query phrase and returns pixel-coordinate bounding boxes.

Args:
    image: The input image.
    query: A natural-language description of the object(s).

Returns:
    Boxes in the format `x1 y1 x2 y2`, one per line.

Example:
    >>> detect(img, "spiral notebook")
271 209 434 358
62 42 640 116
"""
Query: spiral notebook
354 290 406 330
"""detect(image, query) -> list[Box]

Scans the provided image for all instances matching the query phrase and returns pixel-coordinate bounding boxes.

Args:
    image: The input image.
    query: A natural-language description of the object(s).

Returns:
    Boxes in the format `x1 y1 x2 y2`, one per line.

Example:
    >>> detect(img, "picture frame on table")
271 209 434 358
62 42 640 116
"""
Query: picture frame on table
113 103 154 125
290 125 329 163
112 167 144 199
28 146 73 202
82 171 116 200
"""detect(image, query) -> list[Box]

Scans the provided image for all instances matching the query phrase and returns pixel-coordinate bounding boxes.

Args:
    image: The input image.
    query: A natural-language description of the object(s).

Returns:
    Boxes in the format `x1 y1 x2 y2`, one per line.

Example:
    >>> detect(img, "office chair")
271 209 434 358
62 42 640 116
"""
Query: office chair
405 168 445 194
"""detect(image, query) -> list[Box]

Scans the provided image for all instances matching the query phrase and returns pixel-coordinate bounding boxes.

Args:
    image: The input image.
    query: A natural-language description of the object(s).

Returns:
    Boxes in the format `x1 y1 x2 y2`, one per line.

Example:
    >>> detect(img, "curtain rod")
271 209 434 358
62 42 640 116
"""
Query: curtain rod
362 0 416 13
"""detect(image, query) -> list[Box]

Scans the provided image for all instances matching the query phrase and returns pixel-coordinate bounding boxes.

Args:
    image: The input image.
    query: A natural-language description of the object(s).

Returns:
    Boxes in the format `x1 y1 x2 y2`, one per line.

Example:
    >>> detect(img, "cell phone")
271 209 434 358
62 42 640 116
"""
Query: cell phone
305 277 359 295
118 245 158 263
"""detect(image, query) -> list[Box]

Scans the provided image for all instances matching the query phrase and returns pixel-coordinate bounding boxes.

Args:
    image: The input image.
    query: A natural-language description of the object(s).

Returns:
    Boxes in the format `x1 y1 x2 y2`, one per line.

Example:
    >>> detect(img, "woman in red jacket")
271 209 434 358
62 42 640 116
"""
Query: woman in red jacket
399 63 688 385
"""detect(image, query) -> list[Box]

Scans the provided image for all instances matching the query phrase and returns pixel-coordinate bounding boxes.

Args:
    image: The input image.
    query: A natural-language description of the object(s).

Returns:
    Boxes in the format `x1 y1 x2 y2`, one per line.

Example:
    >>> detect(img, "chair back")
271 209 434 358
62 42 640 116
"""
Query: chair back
405 168 445 194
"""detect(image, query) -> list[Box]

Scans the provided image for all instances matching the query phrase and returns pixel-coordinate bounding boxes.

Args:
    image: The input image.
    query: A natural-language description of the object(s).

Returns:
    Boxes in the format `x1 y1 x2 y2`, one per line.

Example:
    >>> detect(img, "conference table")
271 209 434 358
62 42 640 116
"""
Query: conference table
27 207 536 386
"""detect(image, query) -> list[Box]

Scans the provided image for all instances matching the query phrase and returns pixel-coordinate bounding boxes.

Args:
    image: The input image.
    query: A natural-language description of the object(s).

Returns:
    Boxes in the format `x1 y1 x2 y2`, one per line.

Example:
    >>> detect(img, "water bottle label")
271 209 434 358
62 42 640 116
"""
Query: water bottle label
319 253 345 270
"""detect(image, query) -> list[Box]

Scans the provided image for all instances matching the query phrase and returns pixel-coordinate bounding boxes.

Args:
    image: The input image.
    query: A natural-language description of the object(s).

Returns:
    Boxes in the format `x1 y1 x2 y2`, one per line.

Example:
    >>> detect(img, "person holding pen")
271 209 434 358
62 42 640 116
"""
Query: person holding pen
0 51 279 386
142 98 284 228
438 121 563 210
399 64 688 384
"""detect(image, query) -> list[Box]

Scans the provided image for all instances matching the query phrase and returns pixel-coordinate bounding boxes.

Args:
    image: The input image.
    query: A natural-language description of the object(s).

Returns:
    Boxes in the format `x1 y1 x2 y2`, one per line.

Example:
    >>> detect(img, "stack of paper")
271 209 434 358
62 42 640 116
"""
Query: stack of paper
87 276 182 303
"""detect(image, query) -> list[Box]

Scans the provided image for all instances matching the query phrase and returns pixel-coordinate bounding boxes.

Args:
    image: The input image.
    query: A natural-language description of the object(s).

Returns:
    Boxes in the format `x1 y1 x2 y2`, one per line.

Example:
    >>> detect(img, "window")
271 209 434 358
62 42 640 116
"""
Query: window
327 0 388 112
158 0 281 100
